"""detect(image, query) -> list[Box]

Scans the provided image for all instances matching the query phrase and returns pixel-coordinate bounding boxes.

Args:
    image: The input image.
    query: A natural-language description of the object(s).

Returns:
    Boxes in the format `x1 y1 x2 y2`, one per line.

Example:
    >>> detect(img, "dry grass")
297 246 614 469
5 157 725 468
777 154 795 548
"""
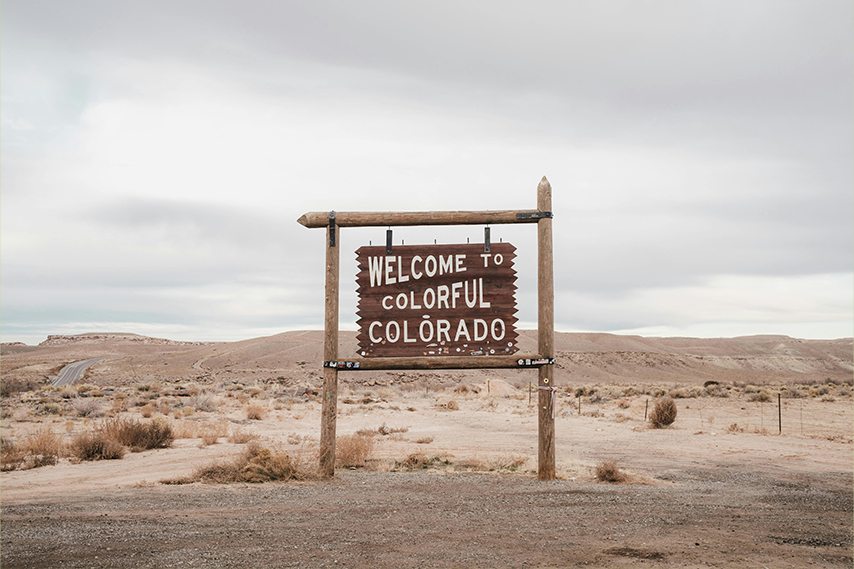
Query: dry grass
1 437 26 471
228 426 258 444
71 397 104 417
445 400 459 411
181 443 306 484
100 417 174 451
245 404 266 421
649 397 677 428
69 431 126 461
26 426 63 467
199 421 228 446
335 433 375 468
595 460 627 483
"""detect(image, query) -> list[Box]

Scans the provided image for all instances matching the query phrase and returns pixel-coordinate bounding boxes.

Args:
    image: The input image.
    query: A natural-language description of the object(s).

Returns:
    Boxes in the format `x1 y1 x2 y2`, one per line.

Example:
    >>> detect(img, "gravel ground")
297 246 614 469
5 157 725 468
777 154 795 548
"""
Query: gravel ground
2 467 851 569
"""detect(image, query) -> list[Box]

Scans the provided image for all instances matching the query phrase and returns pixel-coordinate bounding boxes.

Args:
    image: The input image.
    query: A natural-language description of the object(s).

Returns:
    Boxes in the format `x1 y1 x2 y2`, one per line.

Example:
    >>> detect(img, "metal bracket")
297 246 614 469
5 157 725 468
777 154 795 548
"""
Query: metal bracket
516 211 553 220
323 360 361 369
328 211 336 247
386 229 393 254
484 226 491 252
516 357 556 367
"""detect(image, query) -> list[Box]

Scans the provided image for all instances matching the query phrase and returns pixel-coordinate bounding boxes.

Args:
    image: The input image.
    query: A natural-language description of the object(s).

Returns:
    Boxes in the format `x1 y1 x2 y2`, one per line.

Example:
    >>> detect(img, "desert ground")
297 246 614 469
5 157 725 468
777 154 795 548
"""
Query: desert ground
1 331 852 568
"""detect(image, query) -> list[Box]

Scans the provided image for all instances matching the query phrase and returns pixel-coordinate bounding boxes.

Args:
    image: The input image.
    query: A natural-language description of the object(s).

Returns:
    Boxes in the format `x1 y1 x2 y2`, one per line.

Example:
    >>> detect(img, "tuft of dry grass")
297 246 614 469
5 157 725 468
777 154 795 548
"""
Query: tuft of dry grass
649 397 677 428
1 437 26 471
184 443 305 484
69 431 126 461
595 460 627 483
71 397 104 418
140 404 155 418
335 433 375 468
228 427 258 444
245 404 266 421
25 427 64 468
415 436 434 444
445 400 459 411
100 417 174 451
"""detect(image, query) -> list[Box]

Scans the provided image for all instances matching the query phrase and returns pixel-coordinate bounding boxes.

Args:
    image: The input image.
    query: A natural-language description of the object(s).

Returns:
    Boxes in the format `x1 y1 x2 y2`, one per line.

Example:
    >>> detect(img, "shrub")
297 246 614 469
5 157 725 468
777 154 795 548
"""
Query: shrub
72 398 103 417
228 427 257 444
190 443 303 483
649 397 677 428
187 393 218 412
70 431 125 461
1 437 25 471
26 426 63 467
140 404 155 418
245 404 266 421
335 433 375 468
101 417 174 451
446 400 459 411
595 460 626 483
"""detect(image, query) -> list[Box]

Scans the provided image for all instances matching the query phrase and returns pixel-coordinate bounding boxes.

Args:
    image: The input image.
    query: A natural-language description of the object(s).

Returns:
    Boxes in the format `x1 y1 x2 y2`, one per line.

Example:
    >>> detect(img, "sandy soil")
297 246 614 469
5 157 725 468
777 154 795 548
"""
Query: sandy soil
2 383 852 568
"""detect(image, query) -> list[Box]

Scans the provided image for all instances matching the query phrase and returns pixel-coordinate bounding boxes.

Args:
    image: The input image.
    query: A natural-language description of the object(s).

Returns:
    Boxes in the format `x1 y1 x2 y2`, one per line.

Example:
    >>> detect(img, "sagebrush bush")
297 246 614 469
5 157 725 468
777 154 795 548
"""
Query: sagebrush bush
245 404 266 421
71 397 103 417
100 417 174 451
26 427 63 467
190 443 303 483
595 460 627 483
335 433 375 468
70 431 126 461
649 397 677 428
1 437 25 471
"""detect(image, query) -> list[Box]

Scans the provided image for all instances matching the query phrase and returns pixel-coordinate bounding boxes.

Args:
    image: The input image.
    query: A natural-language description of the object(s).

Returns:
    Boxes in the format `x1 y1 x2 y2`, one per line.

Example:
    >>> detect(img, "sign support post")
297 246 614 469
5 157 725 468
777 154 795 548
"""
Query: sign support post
537 177 556 480
319 217 340 477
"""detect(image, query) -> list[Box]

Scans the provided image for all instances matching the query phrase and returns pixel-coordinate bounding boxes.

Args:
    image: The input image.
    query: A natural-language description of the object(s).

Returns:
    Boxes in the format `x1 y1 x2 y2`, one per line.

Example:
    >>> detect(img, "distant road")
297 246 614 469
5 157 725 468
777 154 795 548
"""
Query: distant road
50 358 106 387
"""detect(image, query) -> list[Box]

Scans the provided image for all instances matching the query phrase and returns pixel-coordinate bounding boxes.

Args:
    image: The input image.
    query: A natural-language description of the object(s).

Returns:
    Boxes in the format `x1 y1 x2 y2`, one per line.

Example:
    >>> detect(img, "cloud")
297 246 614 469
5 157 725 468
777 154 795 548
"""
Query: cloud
1 1 851 342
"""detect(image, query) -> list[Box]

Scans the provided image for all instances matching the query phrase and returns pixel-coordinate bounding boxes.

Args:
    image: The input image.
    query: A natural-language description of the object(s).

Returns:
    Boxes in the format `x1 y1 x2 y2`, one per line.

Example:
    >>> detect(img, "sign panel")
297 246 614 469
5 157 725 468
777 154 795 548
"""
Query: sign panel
356 242 518 357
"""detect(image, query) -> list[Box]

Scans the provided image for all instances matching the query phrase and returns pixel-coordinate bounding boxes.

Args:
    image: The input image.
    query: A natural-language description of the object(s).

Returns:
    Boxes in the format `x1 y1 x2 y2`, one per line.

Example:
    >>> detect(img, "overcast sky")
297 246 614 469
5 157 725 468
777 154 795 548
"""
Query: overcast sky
2 0 852 345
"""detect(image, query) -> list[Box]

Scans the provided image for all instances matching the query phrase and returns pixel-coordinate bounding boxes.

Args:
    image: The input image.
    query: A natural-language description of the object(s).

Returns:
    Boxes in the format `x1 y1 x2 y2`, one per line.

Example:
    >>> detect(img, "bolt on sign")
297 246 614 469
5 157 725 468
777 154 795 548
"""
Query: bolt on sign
356 242 518 357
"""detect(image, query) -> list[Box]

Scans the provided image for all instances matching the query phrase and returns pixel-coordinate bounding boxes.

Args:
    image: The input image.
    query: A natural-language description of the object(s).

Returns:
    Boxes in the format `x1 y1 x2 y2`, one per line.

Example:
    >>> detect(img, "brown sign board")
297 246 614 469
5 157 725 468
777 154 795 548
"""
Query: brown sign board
356 242 518 357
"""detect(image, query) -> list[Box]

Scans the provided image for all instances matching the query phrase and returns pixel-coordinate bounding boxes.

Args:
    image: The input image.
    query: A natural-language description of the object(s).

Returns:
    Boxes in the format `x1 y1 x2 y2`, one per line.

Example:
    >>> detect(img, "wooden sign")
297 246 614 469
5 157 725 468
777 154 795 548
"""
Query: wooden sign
356 242 518 357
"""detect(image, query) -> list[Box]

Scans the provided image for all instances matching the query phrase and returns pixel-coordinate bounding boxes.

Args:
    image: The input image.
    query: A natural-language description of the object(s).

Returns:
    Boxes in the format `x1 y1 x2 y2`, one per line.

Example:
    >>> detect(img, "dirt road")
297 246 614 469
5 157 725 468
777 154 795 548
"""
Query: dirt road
2 463 851 569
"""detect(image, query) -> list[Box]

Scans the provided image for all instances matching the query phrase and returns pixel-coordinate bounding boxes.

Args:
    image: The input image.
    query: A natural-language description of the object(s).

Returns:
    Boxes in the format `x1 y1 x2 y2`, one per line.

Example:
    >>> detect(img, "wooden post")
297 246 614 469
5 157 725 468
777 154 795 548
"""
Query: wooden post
319 217 340 478
537 176 556 481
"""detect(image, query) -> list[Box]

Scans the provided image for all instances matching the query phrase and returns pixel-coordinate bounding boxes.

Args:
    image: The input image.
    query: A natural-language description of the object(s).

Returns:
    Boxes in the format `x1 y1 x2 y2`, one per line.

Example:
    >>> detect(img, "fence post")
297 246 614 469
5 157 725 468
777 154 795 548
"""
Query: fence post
778 392 782 434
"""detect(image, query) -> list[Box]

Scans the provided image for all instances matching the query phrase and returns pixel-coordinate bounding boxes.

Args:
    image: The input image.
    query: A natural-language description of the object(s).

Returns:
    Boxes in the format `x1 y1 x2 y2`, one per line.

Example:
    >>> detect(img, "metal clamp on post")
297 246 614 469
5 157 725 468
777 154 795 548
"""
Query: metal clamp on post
323 360 361 370
328 211 336 247
516 211 553 220
484 226 491 252
516 357 556 367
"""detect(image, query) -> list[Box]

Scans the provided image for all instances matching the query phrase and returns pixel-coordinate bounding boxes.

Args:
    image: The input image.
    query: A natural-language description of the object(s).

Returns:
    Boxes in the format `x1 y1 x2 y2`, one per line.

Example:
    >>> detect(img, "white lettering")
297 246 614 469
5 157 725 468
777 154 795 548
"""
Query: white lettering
437 285 450 309
382 296 393 310
439 255 453 275
451 281 462 309
403 320 416 343
491 318 506 340
455 254 466 273
397 256 409 283
368 257 384 287
385 255 396 285
369 321 383 343
409 291 421 310
395 293 408 310
423 288 436 309
437 319 451 343
494 253 503 265
478 278 490 308
464 279 477 308
425 256 437 277
386 321 400 343
419 318 434 342
454 319 471 342
411 255 423 279
473 319 488 341
480 253 491 267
